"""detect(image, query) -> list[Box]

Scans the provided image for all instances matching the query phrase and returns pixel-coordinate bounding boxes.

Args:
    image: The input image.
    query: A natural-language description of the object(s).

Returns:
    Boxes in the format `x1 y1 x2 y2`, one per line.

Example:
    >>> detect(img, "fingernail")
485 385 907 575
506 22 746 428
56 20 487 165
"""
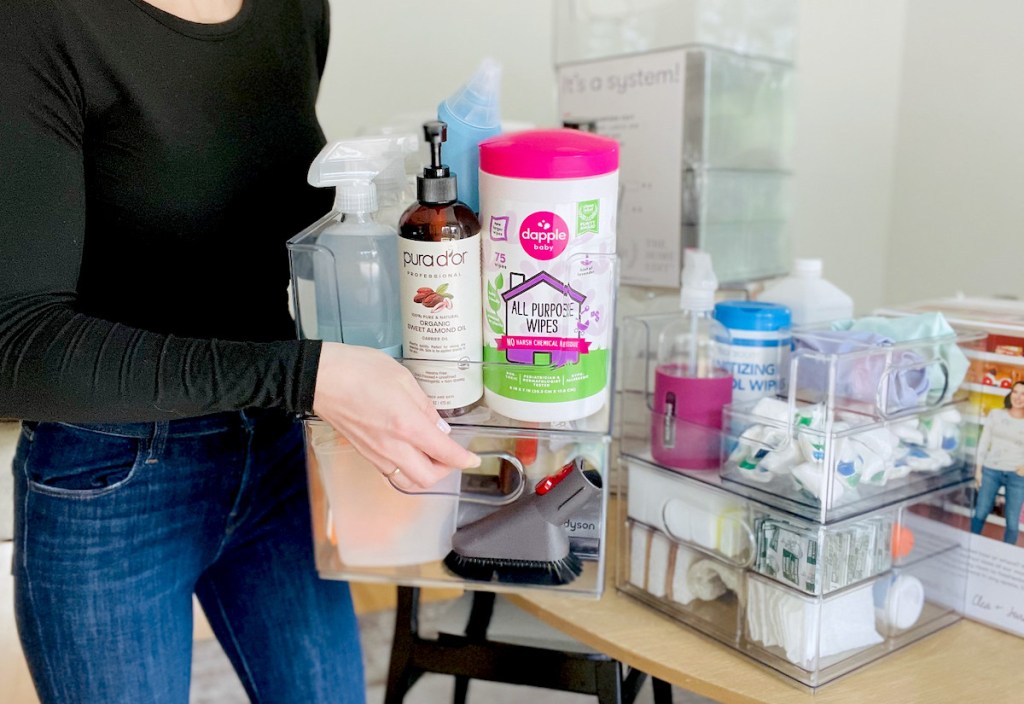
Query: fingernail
437 419 451 434
469 454 482 468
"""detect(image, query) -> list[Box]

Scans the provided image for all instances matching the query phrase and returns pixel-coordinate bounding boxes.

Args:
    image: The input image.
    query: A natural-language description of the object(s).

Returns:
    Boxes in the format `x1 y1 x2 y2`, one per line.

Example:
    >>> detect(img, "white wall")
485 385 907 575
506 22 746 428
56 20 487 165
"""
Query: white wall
885 0 1024 305
317 0 558 139
788 0 908 315
317 0 1019 313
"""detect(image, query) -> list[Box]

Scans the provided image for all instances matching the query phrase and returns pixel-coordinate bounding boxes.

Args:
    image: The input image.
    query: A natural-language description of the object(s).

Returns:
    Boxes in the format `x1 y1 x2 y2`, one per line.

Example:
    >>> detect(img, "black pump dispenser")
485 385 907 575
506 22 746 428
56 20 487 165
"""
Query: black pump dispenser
417 121 458 205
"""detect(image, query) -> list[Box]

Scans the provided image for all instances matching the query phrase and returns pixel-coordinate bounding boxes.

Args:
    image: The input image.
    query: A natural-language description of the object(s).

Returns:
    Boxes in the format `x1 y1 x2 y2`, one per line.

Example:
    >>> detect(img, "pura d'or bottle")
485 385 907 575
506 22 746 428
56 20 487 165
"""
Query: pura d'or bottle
397 121 483 416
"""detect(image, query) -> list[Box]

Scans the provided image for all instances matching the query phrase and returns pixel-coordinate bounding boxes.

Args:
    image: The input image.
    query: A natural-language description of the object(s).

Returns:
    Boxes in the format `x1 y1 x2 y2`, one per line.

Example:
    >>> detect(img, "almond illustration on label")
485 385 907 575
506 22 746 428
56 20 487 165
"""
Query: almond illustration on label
413 283 453 310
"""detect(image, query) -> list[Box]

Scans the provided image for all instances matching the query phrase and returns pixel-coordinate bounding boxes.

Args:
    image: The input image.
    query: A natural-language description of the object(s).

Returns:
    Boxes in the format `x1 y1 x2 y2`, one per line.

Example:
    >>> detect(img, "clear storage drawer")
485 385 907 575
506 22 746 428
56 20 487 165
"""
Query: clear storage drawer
618 460 973 689
304 356 614 598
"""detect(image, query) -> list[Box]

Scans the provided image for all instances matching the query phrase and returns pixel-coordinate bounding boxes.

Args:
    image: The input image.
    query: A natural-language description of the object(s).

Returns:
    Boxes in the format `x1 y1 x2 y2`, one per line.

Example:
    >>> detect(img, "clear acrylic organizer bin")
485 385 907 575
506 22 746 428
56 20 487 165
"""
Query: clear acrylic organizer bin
558 44 796 173
682 169 791 285
720 325 985 522
681 49 796 171
618 312 734 473
555 2 797 287
554 0 799 72
306 410 611 597
684 221 789 286
289 233 617 597
555 0 798 170
618 460 973 690
684 168 791 226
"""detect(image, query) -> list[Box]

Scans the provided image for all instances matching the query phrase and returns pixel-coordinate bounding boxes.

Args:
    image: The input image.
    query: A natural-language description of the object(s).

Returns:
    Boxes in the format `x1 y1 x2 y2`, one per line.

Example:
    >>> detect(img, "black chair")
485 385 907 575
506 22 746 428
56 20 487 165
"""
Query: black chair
384 586 673 704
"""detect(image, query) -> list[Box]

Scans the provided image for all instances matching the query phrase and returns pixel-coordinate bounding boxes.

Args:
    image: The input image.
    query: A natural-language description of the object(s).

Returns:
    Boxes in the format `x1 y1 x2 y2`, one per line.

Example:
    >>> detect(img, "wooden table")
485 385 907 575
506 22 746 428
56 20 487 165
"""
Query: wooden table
507 517 1024 704
509 579 1022 703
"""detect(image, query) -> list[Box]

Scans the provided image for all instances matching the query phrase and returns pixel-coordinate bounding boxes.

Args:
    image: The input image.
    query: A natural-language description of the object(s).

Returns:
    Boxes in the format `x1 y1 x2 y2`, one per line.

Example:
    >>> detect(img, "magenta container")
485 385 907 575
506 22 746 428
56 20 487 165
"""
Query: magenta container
651 365 733 470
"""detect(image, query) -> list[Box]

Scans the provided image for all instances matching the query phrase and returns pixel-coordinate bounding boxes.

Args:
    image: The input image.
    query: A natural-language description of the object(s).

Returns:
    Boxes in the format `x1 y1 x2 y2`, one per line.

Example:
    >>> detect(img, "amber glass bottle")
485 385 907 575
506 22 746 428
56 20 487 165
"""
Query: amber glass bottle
397 121 483 416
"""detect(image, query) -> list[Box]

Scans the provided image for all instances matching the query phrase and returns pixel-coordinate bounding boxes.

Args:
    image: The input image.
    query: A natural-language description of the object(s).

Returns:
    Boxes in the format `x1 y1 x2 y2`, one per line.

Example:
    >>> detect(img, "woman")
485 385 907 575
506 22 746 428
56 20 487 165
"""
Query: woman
0 1 479 702
971 380 1024 545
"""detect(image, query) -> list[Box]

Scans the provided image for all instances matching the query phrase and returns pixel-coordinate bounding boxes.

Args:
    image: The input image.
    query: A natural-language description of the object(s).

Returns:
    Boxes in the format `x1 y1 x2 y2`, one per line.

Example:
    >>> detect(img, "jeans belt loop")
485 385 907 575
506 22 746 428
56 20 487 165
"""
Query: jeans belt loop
146 421 170 464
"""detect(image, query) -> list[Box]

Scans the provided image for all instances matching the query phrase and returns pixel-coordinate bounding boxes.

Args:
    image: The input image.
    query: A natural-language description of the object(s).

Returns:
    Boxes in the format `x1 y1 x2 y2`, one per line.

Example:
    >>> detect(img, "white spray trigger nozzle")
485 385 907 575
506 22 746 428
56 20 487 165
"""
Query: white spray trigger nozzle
308 135 418 214
679 249 718 312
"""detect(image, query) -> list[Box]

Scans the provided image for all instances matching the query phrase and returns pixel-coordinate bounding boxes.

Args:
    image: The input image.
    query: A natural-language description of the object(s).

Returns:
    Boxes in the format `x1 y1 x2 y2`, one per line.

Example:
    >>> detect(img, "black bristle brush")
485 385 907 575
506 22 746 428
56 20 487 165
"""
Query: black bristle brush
443 457 603 586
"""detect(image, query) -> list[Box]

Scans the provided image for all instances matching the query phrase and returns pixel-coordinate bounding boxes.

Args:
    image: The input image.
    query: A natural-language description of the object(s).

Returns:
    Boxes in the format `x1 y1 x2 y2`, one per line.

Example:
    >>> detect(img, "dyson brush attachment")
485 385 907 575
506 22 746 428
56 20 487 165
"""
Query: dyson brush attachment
443 456 603 586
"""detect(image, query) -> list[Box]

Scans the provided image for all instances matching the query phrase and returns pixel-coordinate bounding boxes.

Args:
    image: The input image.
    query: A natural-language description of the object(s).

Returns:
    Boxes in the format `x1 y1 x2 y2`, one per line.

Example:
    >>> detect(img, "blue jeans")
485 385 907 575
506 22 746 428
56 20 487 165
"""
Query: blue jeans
11 410 365 704
971 466 1024 545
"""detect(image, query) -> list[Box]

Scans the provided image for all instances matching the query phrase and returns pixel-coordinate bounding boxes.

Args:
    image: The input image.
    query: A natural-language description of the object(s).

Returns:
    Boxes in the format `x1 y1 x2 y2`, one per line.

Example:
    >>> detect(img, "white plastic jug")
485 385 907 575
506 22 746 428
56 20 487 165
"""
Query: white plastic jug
757 258 853 327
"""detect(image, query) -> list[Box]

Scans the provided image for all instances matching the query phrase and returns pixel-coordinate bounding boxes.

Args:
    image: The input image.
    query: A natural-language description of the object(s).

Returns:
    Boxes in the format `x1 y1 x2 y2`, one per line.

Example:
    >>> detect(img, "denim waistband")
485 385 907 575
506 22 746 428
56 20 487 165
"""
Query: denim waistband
48 409 295 439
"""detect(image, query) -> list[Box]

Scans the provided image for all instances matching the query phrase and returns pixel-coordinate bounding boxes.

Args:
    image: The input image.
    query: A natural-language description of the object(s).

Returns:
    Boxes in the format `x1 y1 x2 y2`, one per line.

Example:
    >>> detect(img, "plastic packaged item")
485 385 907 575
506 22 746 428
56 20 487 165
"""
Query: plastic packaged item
479 128 619 423
651 249 733 470
437 57 502 215
398 121 484 415
722 399 971 522
757 258 853 328
755 513 894 596
626 462 755 565
714 300 791 404
746 574 883 669
288 136 413 353
309 423 460 567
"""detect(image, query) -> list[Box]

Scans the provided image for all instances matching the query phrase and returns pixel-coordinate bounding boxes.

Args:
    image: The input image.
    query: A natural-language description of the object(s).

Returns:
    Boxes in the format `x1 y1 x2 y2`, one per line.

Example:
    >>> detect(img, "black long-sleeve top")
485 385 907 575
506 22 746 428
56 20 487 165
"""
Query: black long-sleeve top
0 0 333 422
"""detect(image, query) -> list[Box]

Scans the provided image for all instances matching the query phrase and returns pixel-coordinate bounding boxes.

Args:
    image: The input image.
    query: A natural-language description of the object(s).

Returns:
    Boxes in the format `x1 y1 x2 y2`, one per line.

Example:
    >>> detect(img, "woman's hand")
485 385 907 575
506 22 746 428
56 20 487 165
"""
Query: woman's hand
312 342 480 489
1016 465 1024 477
976 466 984 488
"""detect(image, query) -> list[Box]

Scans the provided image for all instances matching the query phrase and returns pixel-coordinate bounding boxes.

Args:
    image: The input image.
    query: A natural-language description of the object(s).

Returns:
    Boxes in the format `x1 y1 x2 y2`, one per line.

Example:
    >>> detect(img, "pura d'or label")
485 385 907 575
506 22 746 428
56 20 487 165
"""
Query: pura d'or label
398 237 482 411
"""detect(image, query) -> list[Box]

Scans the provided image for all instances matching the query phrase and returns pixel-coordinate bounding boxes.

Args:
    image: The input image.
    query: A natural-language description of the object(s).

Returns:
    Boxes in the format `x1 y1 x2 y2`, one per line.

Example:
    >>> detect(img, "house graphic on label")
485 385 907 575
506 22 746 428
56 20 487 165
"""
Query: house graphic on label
501 271 587 366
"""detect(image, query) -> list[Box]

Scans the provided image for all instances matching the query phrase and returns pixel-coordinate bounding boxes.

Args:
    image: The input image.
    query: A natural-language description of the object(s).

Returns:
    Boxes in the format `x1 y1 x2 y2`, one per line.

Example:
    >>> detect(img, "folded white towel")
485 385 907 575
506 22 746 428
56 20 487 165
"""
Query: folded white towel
670 544 701 606
687 558 741 602
647 531 672 597
629 523 650 590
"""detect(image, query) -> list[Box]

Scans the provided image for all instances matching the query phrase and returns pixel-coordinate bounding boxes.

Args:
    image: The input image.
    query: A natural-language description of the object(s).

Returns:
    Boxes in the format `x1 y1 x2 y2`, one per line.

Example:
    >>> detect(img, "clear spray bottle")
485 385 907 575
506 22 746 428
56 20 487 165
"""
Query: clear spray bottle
287 136 411 355
651 249 734 470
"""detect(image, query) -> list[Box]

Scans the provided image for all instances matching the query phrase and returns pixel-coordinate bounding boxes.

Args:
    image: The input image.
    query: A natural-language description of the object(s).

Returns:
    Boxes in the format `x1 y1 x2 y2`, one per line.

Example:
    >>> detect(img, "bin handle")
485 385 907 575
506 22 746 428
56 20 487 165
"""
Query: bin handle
660 498 756 569
387 451 527 506
875 355 950 418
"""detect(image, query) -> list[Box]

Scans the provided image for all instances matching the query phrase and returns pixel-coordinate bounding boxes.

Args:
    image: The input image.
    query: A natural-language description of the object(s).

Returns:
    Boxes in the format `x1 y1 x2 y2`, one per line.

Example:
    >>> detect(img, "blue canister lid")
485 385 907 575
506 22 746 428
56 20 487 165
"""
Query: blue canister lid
714 301 791 331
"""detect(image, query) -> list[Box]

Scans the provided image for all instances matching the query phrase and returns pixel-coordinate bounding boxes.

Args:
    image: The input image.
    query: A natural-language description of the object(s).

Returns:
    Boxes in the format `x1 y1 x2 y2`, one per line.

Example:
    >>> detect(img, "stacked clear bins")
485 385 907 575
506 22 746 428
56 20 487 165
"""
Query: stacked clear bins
554 0 798 286
720 322 985 522
617 313 978 689
289 235 616 598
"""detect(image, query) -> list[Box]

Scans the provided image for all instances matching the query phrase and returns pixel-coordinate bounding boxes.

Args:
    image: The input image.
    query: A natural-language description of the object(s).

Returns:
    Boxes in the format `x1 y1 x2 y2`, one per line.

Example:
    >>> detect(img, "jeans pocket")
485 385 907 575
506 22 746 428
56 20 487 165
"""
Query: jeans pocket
22 422 148 499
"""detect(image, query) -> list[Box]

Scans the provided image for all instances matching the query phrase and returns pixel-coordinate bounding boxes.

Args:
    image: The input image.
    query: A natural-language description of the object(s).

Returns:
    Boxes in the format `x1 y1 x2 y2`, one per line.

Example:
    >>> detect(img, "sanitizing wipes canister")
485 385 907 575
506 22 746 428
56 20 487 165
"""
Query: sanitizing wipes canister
713 301 792 405
478 129 619 422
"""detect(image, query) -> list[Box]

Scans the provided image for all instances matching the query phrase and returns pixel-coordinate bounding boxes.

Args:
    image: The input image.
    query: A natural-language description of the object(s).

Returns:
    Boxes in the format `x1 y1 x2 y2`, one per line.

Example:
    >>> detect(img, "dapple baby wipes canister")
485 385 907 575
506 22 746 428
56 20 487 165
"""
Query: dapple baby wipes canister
478 129 619 422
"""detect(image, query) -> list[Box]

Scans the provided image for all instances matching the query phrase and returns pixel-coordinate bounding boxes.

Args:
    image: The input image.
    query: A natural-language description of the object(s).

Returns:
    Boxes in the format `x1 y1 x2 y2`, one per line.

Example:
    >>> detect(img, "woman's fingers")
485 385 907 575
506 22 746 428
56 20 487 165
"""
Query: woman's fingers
311 342 481 488
348 430 468 490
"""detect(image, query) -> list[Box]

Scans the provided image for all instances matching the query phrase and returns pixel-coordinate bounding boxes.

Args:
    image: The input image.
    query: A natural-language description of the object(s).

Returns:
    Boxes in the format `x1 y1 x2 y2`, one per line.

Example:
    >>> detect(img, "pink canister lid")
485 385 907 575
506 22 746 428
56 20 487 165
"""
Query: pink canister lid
479 128 619 179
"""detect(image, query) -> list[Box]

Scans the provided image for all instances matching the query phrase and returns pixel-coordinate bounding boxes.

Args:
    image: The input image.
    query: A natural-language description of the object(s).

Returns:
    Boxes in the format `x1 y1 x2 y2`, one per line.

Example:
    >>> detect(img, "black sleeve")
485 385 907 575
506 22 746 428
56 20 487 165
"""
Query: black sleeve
317 0 331 78
0 3 322 422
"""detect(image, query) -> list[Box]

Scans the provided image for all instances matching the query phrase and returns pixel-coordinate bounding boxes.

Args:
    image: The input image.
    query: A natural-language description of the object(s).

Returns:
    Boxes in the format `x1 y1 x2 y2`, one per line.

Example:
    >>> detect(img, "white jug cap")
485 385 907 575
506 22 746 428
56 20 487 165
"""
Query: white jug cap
794 258 823 277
